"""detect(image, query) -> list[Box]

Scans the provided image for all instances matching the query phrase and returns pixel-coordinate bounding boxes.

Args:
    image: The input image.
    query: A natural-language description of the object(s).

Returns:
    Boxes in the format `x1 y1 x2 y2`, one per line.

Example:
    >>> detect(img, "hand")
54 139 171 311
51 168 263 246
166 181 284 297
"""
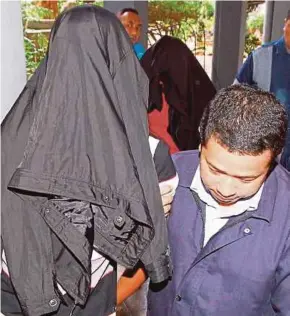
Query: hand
160 184 174 217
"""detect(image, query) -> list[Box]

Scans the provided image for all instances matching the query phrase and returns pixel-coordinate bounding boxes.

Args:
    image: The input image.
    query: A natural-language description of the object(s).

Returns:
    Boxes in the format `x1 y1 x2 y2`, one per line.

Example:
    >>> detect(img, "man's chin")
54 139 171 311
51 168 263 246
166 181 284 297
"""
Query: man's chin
211 193 238 206
217 200 236 207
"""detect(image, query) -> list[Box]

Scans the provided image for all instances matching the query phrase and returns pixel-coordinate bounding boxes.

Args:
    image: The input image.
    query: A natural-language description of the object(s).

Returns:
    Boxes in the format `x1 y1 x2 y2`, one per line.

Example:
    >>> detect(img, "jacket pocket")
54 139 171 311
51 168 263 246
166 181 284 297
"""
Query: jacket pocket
92 200 137 246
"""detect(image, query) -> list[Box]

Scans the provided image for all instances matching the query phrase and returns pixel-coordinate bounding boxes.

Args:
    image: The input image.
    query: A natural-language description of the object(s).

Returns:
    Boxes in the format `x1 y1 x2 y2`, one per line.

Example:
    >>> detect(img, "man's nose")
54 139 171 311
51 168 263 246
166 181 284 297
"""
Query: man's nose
216 177 236 198
130 27 137 35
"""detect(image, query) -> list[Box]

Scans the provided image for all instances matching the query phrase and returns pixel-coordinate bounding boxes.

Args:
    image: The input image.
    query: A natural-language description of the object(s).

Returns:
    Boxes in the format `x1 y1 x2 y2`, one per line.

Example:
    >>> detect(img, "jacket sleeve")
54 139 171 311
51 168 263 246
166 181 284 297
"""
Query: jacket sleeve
271 231 290 315
113 52 171 284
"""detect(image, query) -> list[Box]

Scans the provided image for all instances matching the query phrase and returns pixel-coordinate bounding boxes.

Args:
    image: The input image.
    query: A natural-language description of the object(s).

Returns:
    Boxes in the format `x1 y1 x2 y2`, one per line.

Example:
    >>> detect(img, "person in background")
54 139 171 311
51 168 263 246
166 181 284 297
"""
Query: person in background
117 8 146 60
234 10 290 171
141 36 216 154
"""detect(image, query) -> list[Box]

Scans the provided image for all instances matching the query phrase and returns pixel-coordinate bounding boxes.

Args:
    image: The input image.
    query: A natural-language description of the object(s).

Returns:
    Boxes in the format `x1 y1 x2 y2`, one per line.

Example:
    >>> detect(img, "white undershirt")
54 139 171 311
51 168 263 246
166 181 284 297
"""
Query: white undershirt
190 167 264 246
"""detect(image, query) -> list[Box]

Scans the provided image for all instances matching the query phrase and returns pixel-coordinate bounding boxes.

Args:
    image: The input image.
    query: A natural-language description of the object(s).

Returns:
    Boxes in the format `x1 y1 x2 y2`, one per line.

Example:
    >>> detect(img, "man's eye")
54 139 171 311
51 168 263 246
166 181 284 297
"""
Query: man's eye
209 167 219 174
240 178 254 183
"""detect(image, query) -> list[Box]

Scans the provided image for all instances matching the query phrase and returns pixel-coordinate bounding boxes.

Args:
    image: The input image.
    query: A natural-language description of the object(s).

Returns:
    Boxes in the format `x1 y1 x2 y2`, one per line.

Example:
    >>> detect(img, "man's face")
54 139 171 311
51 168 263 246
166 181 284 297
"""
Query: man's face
283 18 290 49
118 12 142 44
200 136 273 206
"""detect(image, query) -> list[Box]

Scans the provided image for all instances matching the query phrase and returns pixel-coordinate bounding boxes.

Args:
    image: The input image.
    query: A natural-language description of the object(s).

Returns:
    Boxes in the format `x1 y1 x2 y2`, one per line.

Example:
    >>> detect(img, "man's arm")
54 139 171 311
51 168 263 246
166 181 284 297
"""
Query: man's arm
234 52 255 85
116 139 177 305
271 232 290 314
116 184 175 305
117 265 147 305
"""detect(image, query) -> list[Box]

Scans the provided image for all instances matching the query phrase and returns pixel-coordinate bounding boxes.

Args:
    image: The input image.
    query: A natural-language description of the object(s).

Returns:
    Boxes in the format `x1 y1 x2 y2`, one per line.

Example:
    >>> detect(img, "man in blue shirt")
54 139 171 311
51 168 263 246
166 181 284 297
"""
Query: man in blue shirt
117 8 146 60
235 10 290 171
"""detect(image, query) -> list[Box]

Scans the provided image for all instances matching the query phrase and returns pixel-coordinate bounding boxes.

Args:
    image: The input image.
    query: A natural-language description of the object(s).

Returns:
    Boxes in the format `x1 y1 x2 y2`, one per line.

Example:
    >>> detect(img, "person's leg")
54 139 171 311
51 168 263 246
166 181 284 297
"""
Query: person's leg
76 269 117 316
1 268 117 316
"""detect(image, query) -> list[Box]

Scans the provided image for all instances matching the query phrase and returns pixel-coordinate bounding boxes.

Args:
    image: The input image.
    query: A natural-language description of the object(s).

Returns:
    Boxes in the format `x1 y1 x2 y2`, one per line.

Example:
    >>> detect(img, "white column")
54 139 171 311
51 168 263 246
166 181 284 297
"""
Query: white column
1 0 26 122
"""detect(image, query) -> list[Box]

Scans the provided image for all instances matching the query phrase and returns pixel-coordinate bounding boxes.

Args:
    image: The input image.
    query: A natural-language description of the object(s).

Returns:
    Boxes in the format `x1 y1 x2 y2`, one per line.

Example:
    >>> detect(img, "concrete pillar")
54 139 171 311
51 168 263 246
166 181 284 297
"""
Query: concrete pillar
211 1 247 90
263 0 274 43
104 0 148 48
264 0 290 43
1 0 27 122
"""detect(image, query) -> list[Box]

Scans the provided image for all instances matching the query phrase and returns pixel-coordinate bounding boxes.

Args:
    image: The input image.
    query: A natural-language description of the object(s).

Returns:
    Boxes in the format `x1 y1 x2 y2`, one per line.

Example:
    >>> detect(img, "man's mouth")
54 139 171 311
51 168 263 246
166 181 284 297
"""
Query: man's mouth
211 191 238 205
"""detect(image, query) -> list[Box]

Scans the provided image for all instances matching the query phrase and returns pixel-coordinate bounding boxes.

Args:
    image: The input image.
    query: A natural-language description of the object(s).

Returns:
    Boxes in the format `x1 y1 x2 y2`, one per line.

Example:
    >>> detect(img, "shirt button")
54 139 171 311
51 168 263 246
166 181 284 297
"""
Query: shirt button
244 227 251 234
49 299 58 307
175 294 182 301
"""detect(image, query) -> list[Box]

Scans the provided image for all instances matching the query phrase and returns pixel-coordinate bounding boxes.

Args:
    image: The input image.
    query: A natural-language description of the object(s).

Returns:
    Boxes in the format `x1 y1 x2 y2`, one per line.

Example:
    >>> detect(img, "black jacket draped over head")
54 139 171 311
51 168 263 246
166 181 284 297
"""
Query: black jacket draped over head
141 36 216 150
1 6 170 315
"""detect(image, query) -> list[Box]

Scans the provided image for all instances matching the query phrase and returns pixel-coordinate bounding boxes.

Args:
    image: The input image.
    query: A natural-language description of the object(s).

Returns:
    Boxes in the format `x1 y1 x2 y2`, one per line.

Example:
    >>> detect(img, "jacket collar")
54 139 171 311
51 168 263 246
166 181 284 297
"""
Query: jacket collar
274 36 289 55
175 150 279 223
250 164 279 223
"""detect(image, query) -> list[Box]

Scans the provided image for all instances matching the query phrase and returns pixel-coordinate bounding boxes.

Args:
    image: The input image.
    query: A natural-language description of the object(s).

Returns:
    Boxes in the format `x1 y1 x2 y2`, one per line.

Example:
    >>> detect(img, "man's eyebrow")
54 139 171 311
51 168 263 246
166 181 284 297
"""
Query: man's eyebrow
206 159 259 179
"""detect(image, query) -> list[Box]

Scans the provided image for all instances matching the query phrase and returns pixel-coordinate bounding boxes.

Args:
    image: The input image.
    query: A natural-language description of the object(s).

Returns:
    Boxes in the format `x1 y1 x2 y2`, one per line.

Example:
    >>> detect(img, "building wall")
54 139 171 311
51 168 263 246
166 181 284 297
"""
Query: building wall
1 0 26 122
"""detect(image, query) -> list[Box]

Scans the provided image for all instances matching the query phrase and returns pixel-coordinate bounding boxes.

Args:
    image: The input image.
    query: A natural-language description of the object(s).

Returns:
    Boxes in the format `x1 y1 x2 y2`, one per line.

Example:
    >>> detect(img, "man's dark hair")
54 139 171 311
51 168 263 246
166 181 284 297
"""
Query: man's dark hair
199 84 287 157
118 8 139 16
287 9 290 21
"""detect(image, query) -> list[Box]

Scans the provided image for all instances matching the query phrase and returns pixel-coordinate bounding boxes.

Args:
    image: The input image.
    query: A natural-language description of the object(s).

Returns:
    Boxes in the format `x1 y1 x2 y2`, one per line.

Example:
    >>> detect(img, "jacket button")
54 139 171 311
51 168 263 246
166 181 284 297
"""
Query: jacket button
49 298 58 307
103 195 109 202
244 227 251 234
175 294 182 301
114 215 125 228
116 216 123 223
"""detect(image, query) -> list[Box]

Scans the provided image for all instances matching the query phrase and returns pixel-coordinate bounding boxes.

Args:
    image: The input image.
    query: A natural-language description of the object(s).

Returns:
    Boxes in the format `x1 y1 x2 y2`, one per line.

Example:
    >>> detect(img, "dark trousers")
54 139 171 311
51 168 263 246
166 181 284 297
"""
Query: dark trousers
1 270 116 316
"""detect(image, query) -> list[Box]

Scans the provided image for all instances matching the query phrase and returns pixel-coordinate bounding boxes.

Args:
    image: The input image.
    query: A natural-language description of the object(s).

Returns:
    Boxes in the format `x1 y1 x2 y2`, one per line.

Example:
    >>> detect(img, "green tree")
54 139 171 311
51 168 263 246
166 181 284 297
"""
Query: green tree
247 13 264 34
21 0 103 78
148 1 214 47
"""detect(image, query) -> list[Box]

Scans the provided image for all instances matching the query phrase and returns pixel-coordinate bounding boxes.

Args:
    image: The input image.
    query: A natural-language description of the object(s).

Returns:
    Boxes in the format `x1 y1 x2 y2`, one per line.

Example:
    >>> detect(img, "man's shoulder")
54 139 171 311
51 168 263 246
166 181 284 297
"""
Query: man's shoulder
255 38 282 52
265 164 290 217
172 150 199 167
273 163 290 192
172 150 199 187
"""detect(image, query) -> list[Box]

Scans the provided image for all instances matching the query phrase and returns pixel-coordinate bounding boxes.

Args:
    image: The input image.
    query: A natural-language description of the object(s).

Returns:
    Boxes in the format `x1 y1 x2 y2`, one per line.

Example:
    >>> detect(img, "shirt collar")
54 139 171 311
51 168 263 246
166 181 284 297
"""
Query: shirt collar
190 167 264 218
275 36 289 55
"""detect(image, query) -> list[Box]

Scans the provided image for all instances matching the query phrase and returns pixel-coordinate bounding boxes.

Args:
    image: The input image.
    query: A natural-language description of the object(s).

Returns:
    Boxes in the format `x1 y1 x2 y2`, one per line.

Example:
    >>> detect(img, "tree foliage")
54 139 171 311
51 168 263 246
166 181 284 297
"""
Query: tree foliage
148 1 214 46
246 0 264 13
